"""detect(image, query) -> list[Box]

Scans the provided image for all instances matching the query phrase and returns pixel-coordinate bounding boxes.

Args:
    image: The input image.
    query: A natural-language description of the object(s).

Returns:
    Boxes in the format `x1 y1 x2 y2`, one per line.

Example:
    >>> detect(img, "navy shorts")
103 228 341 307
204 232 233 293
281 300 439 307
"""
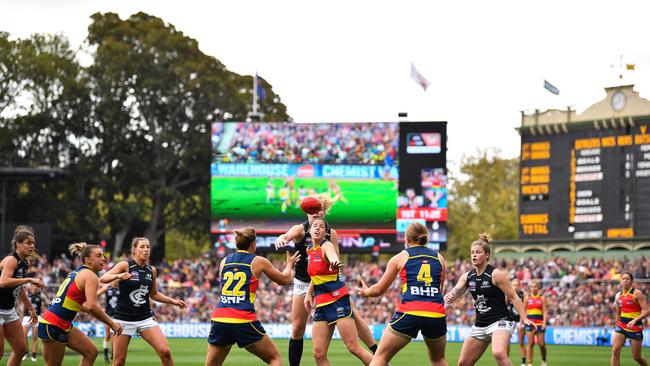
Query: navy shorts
524 324 546 333
38 323 70 343
615 326 643 341
388 312 447 340
313 296 354 325
207 321 266 348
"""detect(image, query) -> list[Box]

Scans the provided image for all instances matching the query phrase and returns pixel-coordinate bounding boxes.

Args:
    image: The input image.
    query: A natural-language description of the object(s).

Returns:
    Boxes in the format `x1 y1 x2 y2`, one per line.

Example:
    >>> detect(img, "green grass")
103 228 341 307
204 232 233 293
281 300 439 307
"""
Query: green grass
5 338 643 365
211 176 397 230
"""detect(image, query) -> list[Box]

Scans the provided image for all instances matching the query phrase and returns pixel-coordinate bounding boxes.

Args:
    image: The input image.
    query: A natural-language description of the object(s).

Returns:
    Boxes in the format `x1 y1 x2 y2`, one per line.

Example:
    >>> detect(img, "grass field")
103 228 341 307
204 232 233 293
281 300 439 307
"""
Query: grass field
211 176 397 230
4 338 643 365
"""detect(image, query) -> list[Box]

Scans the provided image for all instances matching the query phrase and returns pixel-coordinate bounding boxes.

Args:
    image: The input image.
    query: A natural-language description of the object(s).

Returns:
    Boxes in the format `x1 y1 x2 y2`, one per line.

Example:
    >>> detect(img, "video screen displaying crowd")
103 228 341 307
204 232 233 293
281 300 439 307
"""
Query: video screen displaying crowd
212 122 398 166
18 253 649 328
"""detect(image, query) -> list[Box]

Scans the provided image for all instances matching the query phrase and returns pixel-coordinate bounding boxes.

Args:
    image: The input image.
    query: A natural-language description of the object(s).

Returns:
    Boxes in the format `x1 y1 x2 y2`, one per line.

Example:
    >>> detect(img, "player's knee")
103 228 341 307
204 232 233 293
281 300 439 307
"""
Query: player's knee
313 347 328 362
83 345 98 361
14 343 28 357
492 349 508 362
632 353 644 362
612 347 622 357
343 339 363 354
158 347 172 361
268 351 282 366
113 354 127 366
291 327 305 339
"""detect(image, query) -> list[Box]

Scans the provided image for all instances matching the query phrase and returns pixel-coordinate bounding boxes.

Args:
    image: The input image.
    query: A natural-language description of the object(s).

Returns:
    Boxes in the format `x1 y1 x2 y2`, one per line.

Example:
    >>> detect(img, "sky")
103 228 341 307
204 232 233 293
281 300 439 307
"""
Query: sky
3 0 650 171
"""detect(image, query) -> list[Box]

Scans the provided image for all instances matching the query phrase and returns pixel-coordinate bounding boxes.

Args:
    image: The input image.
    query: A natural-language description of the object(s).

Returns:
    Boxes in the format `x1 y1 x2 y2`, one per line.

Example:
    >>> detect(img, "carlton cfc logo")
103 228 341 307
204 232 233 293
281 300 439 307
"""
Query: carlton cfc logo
129 285 149 306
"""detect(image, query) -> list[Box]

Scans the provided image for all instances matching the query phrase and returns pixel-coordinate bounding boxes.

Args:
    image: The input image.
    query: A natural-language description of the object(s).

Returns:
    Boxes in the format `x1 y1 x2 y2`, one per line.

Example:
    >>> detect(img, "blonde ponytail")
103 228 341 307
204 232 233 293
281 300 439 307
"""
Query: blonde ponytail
315 193 340 215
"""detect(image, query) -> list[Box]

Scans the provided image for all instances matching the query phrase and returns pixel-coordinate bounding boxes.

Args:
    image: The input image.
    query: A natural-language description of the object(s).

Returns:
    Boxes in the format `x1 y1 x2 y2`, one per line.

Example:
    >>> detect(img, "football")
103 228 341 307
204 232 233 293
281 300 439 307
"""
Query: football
300 196 323 215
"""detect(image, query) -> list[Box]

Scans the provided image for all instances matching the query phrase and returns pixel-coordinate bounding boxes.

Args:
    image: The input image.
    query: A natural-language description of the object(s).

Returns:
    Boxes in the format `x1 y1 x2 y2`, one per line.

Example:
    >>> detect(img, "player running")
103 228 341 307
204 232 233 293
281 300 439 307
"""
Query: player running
611 271 649 366
38 243 122 366
205 227 299 366
524 281 548 366
445 233 535 366
357 222 448 366
274 193 378 366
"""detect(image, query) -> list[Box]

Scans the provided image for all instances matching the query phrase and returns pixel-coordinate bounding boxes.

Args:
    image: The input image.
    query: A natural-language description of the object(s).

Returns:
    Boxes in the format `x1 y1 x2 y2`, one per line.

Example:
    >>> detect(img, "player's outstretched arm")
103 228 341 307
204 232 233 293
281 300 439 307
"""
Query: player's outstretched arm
149 267 186 309
494 269 535 327
321 241 341 269
444 271 469 303
275 224 305 250
357 251 406 298
259 252 300 286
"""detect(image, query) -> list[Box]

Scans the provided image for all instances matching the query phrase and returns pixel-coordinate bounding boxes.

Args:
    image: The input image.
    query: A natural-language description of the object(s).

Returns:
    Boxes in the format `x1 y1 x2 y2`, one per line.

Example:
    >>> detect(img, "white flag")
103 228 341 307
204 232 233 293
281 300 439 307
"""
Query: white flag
410 63 431 91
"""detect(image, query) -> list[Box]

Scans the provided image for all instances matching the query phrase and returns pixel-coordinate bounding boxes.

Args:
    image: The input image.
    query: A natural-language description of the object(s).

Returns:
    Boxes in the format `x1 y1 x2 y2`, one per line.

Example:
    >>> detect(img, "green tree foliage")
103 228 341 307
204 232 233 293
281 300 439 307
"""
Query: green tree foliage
0 12 290 257
447 150 519 259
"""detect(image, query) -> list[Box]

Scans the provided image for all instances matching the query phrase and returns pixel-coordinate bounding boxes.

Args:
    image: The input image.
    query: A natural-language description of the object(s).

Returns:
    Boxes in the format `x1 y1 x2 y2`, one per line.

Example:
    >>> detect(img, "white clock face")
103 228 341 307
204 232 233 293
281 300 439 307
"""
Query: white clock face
612 91 626 111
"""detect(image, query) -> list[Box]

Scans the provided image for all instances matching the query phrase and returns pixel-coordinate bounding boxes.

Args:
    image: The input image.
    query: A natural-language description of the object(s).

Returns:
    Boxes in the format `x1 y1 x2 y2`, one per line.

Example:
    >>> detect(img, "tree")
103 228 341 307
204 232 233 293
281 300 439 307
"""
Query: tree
447 150 519 259
0 33 102 242
86 12 290 256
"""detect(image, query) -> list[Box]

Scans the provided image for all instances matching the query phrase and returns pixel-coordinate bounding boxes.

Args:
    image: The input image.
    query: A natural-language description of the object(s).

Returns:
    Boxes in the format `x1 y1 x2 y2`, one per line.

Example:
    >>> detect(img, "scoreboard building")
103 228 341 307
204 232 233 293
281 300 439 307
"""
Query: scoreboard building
500 84 650 253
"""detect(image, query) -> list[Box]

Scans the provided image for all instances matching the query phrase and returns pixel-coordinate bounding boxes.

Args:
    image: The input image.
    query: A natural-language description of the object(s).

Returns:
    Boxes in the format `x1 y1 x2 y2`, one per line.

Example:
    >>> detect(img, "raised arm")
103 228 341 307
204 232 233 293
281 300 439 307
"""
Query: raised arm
275 224 305 250
257 252 300 286
99 261 131 283
444 271 469 303
321 241 341 269
149 267 186 309
329 229 340 255
493 269 535 327
358 251 406 298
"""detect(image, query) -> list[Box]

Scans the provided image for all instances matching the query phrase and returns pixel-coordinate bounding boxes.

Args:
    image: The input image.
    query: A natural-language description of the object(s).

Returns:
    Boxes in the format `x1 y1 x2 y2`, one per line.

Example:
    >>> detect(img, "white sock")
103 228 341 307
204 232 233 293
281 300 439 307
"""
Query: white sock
103 340 109 349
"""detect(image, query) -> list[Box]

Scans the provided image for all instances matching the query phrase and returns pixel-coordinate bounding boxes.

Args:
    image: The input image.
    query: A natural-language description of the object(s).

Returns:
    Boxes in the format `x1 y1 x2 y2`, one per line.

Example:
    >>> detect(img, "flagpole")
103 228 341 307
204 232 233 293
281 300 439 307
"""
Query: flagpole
252 72 258 115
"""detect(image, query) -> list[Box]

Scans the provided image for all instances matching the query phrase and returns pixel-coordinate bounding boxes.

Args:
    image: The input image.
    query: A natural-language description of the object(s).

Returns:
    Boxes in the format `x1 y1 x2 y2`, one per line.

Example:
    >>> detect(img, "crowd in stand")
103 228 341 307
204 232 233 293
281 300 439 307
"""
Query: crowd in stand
21 253 650 327
213 122 399 166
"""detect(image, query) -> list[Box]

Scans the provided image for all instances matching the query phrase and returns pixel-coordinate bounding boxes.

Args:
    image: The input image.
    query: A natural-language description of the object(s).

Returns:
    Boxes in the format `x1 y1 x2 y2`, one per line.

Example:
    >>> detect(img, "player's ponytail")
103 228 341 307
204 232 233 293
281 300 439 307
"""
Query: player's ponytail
316 193 339 215
406 222 429 246
471 232 492 260
68 242 99 264
234 227 256 250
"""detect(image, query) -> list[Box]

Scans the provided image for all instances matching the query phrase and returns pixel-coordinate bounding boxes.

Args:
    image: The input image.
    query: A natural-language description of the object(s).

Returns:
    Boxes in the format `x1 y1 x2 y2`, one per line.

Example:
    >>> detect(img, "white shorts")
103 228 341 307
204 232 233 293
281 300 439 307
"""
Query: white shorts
292 279 310 296
115 317 159 337
22 315 41 327
0 308 20 325
470 319 516 342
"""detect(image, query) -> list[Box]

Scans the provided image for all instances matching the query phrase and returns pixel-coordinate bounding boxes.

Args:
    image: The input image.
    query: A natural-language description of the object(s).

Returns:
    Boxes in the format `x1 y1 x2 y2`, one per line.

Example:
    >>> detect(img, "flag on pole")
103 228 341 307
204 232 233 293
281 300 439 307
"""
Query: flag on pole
543 79 560 95
256 73 266 101
410 63 431 91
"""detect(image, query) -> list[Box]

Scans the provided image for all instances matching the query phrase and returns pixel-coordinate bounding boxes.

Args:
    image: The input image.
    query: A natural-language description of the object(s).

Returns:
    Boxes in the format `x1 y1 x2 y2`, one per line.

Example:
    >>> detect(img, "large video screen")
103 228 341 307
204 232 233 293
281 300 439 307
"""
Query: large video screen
211 122 447 252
